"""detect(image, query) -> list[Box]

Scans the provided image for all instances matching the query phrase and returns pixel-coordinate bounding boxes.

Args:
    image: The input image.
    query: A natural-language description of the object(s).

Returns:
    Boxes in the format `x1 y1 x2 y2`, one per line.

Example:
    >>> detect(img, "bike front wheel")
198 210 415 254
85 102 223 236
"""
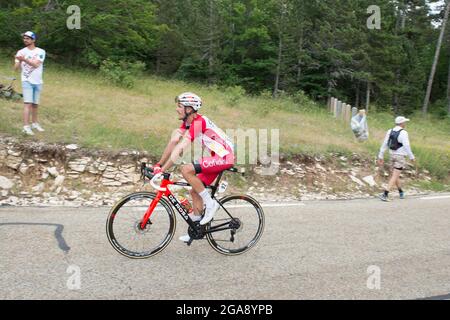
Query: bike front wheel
206 195 265 255
106 191 176 259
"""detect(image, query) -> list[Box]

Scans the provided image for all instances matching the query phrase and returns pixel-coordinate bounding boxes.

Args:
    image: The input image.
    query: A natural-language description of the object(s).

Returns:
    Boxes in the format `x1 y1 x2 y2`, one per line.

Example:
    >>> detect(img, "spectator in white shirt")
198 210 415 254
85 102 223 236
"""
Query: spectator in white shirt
14 31 46 136
377 116 415 201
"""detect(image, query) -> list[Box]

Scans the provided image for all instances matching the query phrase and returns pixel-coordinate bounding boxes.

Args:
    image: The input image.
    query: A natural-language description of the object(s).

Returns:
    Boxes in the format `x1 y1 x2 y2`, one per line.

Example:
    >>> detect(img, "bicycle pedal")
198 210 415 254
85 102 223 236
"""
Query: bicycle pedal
186 238 194 246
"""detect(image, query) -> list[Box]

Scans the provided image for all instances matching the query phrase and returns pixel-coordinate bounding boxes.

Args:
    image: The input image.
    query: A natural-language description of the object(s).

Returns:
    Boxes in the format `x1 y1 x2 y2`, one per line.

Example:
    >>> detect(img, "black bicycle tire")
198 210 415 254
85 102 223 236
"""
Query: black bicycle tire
206 194 265 256
106 191 176 259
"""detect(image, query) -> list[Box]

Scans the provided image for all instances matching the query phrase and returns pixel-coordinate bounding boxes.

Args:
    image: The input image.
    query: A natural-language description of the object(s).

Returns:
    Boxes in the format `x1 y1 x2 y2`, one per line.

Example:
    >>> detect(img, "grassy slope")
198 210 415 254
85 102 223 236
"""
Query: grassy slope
0 56 449 181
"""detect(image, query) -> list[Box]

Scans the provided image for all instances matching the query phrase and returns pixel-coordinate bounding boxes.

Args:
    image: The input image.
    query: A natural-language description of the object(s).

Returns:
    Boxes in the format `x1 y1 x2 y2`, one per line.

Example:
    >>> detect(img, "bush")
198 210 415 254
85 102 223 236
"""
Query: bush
429 99 449 119
99 59 146 88
224 85 246 106
291 90 320 110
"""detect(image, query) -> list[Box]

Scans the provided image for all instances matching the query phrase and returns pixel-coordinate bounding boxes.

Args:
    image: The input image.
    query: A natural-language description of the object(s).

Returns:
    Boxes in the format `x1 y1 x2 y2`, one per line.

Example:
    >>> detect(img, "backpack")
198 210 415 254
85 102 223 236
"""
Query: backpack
387 129 403 151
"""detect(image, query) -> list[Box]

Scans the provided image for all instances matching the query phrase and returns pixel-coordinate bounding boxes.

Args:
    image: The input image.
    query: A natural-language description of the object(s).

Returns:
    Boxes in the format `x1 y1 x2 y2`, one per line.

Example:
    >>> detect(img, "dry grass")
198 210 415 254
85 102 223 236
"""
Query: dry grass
0 56 449 180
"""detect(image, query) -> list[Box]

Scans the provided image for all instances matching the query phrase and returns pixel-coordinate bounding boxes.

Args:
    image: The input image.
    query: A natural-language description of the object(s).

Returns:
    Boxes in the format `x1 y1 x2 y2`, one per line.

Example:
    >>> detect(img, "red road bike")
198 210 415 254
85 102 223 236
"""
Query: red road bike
106 163 264 258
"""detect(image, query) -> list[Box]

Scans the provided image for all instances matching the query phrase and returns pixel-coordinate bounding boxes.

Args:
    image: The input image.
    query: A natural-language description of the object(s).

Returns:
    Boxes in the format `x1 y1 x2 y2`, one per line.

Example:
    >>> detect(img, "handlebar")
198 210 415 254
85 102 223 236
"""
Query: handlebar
140 162 167 192
150 173 167 192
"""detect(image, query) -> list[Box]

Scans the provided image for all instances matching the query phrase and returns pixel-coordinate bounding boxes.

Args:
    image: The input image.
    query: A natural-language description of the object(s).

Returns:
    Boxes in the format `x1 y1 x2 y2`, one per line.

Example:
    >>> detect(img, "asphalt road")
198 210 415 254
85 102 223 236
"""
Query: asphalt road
1 193 450 300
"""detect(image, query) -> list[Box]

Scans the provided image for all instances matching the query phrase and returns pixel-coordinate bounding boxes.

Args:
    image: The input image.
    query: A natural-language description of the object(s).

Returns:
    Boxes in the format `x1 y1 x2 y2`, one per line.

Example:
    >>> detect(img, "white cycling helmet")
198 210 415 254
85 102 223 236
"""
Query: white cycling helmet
176 92 202 111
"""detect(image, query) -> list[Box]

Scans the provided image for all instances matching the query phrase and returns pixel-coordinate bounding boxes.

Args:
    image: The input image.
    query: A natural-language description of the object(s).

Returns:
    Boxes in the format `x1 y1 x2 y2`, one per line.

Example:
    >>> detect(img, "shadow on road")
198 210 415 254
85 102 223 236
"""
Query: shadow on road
0 222 70 253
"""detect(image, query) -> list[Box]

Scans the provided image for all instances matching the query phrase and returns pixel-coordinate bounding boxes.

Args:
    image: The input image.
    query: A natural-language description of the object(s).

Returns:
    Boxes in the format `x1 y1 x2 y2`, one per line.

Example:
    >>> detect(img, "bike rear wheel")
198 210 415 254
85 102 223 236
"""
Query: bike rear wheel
106 191 176 259
206 195 264 255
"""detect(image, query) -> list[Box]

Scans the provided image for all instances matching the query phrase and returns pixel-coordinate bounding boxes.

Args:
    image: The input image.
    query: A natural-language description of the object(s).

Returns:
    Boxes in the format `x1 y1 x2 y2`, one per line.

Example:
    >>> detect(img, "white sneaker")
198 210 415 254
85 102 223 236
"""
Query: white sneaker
200 200 220 225
22 126 34 136
179 234 191 242
31 123 45 132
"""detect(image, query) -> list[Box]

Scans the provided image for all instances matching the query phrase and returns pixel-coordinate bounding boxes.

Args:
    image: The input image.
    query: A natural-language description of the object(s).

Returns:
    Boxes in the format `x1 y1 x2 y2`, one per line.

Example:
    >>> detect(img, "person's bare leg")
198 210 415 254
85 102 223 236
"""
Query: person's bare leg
23 103 32 126
31 104 38 124
395 175 402 189
179 164 209 241
387 169 401 192
181 164 207 194
181 164 217 223
189 188 203 216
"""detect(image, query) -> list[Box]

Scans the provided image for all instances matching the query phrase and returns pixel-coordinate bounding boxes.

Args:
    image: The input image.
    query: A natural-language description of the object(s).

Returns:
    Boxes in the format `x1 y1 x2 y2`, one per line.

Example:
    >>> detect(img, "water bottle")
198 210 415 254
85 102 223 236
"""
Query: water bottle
179 196 193 213
218 181 228 193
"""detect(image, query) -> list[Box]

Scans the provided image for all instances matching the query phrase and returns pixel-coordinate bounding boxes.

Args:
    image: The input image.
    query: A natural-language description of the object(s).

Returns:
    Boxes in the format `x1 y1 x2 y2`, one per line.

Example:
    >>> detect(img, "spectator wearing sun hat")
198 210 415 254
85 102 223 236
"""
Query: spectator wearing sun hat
377 116 415 201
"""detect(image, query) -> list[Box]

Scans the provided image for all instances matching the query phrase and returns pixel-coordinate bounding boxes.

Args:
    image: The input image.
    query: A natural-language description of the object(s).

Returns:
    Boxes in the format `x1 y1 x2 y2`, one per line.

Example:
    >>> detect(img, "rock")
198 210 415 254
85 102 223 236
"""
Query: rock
0 149 7 160
81 176 97 184
132 174 141 183
102 166 118 179
67 171 80 177
1 190 9 197
102 179 122 187
0 176 14 190
7 196 19 206
119 164 136 174
53 175 65 188
6 156 22 170
349 175 365 187
67 191 81 201
41 172 49 180
66 144 78 150
32 183 45 194
315 163 327 172
117 173 133 184
68 161 87 173
19 163 29 175
7 149 22 157
362 175 377 187
47 167 59 177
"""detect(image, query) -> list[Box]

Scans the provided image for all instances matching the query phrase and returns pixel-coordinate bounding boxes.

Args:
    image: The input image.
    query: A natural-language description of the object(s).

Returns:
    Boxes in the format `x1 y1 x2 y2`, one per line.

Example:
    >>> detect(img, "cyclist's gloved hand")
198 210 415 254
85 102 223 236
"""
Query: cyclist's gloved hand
153 163 163 174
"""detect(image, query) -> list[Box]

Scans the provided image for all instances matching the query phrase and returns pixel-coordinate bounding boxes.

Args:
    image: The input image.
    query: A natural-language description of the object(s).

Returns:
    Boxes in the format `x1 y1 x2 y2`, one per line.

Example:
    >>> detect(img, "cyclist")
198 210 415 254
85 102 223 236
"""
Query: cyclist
153 92 235 241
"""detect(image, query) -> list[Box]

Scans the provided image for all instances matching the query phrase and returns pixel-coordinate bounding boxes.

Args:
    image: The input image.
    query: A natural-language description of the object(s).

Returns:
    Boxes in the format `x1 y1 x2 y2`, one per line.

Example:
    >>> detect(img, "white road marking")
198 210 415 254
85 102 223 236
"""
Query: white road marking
225 203 305 209
420 195 450 200
125 202 306 211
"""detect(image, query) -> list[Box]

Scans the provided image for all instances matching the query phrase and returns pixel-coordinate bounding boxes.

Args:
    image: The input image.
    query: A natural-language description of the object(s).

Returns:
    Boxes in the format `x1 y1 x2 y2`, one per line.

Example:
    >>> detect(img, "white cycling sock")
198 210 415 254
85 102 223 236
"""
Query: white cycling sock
189 213 201 222
198 189 214 208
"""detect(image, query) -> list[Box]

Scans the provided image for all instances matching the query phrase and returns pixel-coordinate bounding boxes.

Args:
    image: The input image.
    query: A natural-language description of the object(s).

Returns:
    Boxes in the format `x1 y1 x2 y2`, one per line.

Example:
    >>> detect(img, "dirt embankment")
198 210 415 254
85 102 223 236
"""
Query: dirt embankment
0 135 432 206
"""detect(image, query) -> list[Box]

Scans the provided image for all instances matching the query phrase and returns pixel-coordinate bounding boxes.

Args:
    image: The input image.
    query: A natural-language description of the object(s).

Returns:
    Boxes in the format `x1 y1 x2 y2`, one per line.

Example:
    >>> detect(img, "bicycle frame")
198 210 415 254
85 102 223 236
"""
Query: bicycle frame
139 170 237 235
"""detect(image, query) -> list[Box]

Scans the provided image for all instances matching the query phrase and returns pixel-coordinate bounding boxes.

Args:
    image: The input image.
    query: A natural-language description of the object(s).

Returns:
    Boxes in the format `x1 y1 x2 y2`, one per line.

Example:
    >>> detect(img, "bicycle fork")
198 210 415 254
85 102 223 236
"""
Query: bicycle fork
139 191 164 229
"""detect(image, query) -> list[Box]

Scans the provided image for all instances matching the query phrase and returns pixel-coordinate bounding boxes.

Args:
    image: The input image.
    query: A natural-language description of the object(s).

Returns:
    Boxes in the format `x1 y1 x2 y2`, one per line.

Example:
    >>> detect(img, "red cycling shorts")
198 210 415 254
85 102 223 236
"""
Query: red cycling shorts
193 152 235 186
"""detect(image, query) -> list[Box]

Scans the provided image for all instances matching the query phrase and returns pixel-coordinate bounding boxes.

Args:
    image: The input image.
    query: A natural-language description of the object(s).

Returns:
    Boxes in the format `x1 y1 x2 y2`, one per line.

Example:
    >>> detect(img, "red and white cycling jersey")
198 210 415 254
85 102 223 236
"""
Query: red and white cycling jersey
180 114 234 157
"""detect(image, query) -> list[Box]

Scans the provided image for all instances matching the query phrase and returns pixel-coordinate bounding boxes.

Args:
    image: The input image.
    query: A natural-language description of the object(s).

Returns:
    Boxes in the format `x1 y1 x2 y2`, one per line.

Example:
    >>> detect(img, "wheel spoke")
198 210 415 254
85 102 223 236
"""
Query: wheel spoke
206 195 264 255
106 192 175 258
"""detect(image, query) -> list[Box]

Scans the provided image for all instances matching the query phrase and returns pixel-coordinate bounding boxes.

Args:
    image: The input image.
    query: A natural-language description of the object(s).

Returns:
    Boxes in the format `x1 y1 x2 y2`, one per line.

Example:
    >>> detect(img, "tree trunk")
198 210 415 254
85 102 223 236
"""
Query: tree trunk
393 2 405 114
423 0 450 115
155 54 161 74
296 26 304 82
273 34 282 98
273 1 286 98
208 0 214 85
365 81 371 113
355 80 360 109
447 52 450 116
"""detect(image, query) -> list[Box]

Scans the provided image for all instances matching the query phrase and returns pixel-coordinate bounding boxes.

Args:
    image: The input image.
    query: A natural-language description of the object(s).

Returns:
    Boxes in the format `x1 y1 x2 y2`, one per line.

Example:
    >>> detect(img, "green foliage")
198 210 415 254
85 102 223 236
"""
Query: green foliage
1 0 450 116
99 59 145 88
224 85 246 107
